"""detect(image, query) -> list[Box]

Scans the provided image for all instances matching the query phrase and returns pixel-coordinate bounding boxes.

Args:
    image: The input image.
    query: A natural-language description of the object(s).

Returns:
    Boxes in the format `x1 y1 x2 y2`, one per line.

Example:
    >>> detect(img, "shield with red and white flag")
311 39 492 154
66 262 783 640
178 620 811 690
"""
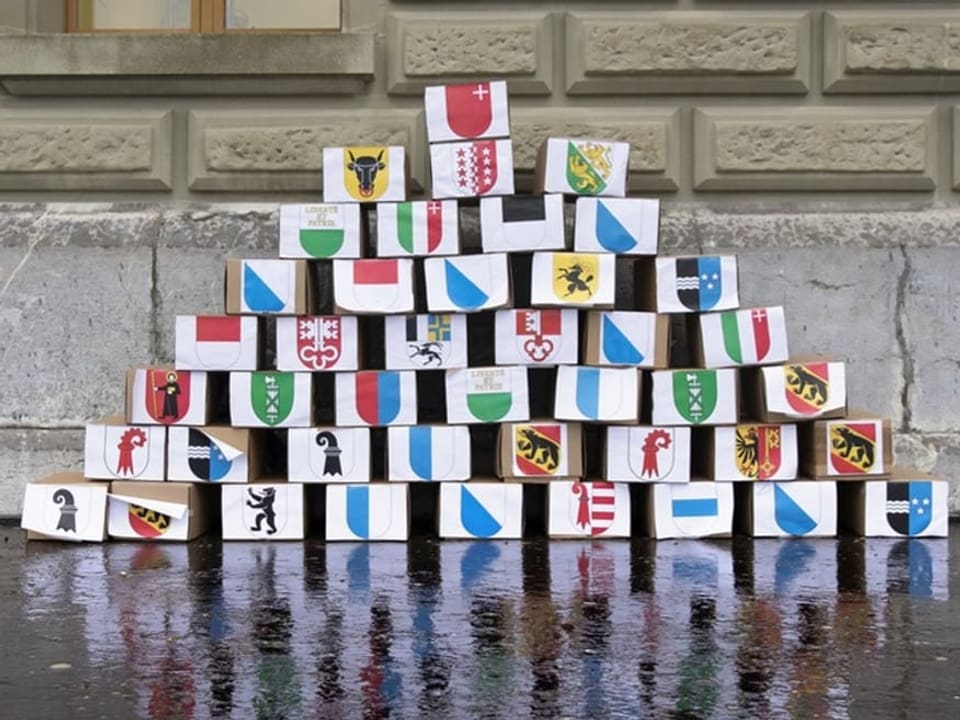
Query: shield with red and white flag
494 309 577 365
572 481 617 537
175 315 257 371
296 316 341 370
376 200 459 257
430 139 514 199
333 258 415 314
424 81 510 142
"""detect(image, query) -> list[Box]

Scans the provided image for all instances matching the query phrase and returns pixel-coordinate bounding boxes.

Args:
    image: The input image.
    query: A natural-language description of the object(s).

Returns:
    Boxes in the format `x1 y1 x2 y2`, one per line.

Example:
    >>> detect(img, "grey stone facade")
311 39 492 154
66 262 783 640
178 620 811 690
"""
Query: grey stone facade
1 1 959 515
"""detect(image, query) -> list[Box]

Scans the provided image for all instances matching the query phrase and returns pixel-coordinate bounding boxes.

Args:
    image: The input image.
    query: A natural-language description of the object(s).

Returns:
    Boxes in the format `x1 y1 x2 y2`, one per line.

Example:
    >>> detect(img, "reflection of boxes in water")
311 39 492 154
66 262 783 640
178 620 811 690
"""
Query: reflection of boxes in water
531 252 616 308
583 311 669 368
322 146 408 203
494 309 578 366
838 471 949 537
326 483 410 541
288 426 371 483
747 359 847 422
21 472 109 542
424 80 511 143
336 371 418 427
645 482 734 539
574 197 659 254
276 316 359 372
279 203 364 259
699 424 798 481
424 254 511 313
225 258 312 315
735 481 837 538
800 413 893 479
108 481 214 542
126 367 209 426
376 200 460 257
694 306 788 368
604 426 691 483
229 372 312 428
554 366 639 423
221 483 305 540
480 194 566 252
547 480 631 538
651 368 738 426
387 425 471 481
439 482 523 539
446 366 530 424
175 315 260 371
430 139 515 199
167 426 258 483
497 421 583 479
534 138 630 198
385 314 468 370
638 255 739 314
84 416 166 481
333 258 415 315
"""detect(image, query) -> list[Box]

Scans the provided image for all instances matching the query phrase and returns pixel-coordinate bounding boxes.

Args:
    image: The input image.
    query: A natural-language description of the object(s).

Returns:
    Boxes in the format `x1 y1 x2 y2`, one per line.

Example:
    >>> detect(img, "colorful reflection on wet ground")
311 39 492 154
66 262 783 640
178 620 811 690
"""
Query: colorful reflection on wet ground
4 527 958 719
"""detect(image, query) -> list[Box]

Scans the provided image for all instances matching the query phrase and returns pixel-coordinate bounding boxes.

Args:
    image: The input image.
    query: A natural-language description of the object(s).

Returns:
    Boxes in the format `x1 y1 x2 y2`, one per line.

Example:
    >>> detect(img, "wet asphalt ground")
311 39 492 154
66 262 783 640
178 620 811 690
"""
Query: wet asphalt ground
2 524 958 720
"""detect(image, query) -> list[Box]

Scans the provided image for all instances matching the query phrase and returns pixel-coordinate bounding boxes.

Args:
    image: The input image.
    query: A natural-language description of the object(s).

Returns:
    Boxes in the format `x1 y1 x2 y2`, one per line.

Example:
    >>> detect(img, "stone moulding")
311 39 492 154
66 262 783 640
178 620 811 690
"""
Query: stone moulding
0 33 375 96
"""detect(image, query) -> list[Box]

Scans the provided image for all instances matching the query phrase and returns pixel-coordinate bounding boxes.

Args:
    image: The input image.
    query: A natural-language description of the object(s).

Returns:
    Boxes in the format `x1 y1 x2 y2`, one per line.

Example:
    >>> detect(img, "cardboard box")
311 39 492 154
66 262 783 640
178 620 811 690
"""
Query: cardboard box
604 426 692 483
279 203 364 259
533 138 630 197
108 481 213 541
438 482 523 539
801 414 893 479
276 316 360 372
84 417 166 481
479 194 566 252
167 426 258 483
494 309 579 365
335 371 418 426
736 481 837 537
21 472 108 542
497 421 583 479
175 315 259 371
643 255 740 313
384 313 468 370
531 252 616 308
695 306 788 368
554 366 639 423
750 359 847 421
333 258 416 315
387 425 471 481
647 482 734 539
322 145 408 203
376 200 460 257
703 424 798 481
126 368 209 426
221 483 305 540
445 366 530 424
547 480 631 538
650 369 738 426
839 471 949 537
224 258 310 315
424 80 510 143
287 426 371 483
325 483 409 541
229 372 312 428
583 311 669 368
573 197 659 254
430 139 515 199
424 254 511 312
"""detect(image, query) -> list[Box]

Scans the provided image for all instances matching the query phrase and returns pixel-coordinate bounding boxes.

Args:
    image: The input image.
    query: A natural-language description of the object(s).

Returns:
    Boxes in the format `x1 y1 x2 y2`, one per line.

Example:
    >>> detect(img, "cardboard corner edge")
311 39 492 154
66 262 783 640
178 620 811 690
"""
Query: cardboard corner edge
223 257 241 314
531 139 549 194
124 368 137 423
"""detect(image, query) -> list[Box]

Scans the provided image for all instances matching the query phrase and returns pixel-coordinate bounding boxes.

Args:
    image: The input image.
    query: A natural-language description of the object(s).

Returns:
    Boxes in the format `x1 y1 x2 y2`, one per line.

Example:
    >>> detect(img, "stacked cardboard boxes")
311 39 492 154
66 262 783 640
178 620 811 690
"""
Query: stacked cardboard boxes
21 79 948 543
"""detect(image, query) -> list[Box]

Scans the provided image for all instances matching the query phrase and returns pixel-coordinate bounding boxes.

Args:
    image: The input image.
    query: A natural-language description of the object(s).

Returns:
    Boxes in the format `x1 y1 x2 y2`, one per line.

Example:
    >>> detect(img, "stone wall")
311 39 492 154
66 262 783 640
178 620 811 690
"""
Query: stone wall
1 1 959 515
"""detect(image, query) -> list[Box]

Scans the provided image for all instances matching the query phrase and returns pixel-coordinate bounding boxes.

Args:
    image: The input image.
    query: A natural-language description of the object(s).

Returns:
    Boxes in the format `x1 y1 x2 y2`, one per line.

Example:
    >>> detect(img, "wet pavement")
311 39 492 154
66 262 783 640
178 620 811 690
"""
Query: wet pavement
2 525 958 720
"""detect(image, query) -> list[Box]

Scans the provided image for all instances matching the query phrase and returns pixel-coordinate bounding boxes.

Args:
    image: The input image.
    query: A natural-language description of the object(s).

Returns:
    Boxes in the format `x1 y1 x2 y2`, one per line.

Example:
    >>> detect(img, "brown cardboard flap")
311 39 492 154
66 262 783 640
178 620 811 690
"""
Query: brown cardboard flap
224 258 241 314
532 140 548 195
31 471 98 485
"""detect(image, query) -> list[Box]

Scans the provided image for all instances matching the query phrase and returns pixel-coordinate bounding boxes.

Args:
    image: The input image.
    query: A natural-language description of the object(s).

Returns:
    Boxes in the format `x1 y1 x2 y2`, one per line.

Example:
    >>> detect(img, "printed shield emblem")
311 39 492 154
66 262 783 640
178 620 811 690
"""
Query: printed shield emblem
296 316 342 370
343 146 388 201
460 486 503 538
106 426 151 478
310 430 355 479
735 425 782 480
356 372 402 425
445 82 494 139
516 310 561 362
455 140 498 195
466 370 513 422
829 422 877 474
774 485 819 536
675 257 722 311
886 482 933 536
570 481 616 536
128 504 172 538
785 363 830 415
672 371 718 424
566 141 612 195
187 429 233 481
146 369 190 424
628 428 675 480
405 315 452 367
514 424 561 476
242 486 287 535
251 373 295 426
553 254 599 301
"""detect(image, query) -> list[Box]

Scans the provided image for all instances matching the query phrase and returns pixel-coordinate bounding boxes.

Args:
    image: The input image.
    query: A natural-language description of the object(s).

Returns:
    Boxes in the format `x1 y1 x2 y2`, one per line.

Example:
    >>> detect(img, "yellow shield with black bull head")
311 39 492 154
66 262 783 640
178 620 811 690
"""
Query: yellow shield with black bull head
342 146 390 201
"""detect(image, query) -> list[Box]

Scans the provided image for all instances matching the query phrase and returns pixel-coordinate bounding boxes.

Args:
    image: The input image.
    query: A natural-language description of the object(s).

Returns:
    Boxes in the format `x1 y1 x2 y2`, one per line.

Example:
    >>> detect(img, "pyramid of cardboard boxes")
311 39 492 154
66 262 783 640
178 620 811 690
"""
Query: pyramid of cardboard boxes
23 81 948 542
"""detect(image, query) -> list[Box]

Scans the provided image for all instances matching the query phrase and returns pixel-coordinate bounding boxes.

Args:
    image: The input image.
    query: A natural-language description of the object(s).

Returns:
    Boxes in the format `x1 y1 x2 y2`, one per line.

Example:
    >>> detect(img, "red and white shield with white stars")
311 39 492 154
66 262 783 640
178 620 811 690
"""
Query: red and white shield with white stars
455 140 498 195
